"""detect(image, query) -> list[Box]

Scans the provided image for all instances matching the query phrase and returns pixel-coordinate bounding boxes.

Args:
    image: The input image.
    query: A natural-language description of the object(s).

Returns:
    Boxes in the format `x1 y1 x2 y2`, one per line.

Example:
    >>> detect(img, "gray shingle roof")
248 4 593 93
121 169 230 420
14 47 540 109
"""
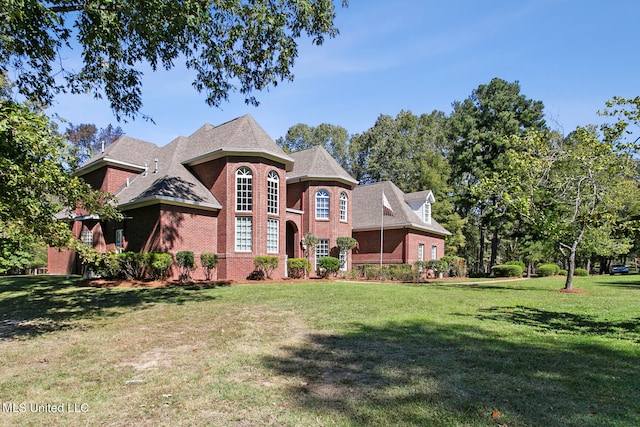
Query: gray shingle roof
287 146 358 187
352 181 450 236
182 115 294 171
78 115 293 211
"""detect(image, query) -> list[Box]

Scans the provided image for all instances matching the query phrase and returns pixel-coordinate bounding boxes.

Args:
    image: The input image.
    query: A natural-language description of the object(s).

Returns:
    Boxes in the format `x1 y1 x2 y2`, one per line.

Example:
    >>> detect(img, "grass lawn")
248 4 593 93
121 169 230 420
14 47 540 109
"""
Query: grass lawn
0 274 639 426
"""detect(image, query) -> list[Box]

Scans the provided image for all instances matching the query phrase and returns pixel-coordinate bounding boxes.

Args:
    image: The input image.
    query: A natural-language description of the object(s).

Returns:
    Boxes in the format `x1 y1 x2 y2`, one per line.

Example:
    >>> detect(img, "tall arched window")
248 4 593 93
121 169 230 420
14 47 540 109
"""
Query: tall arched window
236 167 252 211
315 189 330 219
267 170 279 214
339 192 348 222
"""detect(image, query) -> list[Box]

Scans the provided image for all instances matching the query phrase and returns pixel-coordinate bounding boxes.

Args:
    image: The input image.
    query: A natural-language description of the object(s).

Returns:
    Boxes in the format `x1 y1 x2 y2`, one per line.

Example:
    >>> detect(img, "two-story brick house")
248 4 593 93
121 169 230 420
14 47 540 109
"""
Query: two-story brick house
48 115 449 280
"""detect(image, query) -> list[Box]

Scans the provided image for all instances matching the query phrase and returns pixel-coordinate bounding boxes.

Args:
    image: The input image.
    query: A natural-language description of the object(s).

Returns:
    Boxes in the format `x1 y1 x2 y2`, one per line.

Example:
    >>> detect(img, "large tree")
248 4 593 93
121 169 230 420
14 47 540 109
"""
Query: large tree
0 77 120 248
66 122 124 163
277 123 350 172
1 0 346 120
477 126 638 290
449 77 547 272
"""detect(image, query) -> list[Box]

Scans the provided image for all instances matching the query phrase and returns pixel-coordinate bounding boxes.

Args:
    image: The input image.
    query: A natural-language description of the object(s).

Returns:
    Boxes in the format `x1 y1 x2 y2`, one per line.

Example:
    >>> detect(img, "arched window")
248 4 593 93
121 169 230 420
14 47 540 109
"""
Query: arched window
267 170 279 214
236 167 252 211
339 192 348 222
315 189 330 219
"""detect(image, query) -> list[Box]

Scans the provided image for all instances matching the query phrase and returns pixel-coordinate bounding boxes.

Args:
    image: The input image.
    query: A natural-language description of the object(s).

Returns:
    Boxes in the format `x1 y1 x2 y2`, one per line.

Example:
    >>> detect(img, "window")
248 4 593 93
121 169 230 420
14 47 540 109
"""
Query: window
418 244 424 261
423 201 431 224
315 189 330 220
235 216 253 252
315 239 330 269
431 245 437 260
115 229 124 253
81 229 93 246
267 218 279 253
339 192 348 222
339 250 347 271
236 167 253 211
267 171 279 214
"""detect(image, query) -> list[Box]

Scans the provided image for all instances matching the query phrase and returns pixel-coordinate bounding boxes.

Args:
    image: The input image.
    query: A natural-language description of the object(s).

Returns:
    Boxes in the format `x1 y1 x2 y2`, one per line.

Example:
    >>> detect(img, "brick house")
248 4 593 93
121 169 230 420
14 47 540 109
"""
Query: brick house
351 181 450 267
48 115 449 280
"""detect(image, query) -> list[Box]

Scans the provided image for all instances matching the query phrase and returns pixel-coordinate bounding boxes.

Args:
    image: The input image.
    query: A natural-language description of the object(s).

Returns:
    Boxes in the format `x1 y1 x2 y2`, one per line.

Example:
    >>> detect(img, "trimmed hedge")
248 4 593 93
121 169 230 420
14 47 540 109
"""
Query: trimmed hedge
491 264 524 277
317 256 340 278
253 256 279 279
287 258 311 279
574 268 589 276
200 253 218 280
537 263 560 277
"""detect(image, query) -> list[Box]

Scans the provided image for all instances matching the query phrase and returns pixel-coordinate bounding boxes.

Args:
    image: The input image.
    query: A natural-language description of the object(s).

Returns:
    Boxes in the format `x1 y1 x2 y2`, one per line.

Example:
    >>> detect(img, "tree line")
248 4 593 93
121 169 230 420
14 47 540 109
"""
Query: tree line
276 78 640 290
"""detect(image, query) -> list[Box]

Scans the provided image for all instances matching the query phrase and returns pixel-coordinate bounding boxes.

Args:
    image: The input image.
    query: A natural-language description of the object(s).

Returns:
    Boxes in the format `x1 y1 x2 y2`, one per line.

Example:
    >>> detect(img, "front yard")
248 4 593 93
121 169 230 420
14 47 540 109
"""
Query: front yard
0 274 638 426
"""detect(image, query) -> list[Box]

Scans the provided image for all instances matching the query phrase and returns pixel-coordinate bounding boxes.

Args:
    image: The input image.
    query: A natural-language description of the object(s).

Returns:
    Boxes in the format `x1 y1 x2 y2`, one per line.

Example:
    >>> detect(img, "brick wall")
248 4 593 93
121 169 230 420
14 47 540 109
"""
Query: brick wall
352 228 446 266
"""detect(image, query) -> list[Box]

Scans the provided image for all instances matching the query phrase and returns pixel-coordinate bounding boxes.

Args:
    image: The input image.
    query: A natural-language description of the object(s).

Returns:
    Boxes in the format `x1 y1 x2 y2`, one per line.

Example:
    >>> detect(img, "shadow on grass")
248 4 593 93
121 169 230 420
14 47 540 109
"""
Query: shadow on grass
0 275 217 340
263 321 640 426
475 306 640 342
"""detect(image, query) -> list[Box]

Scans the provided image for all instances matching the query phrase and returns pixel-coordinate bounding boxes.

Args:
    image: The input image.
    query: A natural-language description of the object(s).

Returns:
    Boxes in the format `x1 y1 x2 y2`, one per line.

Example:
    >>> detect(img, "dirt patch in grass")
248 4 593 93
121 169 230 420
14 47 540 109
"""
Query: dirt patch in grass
82 278 232 288
556 288 587 294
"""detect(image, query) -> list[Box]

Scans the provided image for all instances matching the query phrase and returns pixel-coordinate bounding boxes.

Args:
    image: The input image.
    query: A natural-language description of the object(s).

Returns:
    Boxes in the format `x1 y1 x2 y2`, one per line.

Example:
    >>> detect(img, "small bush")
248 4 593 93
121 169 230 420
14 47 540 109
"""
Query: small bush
317 256 340 278
574 268 589 276
147 253 173 280
558 269 568 276
537 263 560 277
200 253 218 281
176 251 197 281
491 264 524 277
505 260 526 270
118 252 146 280
253 256 279 279
287 258 311 279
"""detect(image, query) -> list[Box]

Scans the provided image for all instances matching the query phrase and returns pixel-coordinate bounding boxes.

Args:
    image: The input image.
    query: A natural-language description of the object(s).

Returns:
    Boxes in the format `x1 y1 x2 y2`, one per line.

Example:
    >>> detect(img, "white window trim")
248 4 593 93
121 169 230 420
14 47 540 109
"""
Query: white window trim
339 192 348 222
236 167 253 212
315 189 330 220
267 218 279 253
267 170 279 215
235 216 253 252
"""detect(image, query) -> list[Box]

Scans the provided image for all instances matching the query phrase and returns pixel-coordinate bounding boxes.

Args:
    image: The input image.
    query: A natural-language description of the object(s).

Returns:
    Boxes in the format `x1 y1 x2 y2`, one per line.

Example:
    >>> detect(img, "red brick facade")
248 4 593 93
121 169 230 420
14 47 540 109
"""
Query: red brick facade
48 117 447 281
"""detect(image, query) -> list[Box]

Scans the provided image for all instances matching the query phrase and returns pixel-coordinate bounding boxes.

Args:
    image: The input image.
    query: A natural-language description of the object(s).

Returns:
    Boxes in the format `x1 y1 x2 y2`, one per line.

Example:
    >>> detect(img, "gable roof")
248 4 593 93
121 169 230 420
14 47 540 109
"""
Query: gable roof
287 145 358 187
352 181 450 236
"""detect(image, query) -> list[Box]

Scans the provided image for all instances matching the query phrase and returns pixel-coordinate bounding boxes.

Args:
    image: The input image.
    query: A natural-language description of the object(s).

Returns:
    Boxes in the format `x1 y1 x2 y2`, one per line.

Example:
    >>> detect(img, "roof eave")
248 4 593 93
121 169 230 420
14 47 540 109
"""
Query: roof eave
75 158 148 176
118 196 221 212
286 174 359 188
183 148 295 171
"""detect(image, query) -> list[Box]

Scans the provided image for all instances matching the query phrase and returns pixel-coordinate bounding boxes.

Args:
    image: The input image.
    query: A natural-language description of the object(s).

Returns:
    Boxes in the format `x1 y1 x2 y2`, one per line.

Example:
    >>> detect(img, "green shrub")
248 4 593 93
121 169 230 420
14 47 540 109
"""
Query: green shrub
574 268 589 276
537 263 560 277
558 269 568 276
317 256 340 278
505 260 526 270
491 264 524 277
147 253 173 280
253 256 279 279
200 253 218 281
287 258 311 279
118 252 146 280
176 251 196 281
440 255 467 277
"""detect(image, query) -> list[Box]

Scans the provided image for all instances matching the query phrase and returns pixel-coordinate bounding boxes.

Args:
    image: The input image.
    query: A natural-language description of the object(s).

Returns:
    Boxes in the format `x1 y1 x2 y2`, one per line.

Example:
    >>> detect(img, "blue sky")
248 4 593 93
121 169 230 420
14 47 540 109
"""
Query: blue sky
48 0 640 145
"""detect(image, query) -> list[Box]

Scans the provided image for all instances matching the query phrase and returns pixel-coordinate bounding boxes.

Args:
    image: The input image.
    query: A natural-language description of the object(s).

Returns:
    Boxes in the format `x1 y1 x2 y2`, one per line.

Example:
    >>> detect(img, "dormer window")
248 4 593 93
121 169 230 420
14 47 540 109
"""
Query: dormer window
423 201 431 224
423 192 435 224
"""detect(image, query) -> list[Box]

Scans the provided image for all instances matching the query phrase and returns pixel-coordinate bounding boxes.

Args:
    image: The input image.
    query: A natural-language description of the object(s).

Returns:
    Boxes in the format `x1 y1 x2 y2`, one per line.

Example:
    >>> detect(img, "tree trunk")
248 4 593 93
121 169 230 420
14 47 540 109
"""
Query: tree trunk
478 224 485 274
564 249 575 290
489 229 499 272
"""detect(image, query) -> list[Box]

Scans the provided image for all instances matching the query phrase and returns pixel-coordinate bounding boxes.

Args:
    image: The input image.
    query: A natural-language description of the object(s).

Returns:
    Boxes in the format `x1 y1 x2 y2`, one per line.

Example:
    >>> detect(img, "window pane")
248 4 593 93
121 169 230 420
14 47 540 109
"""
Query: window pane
235 216 253 252
267 171 279 214
316 190 329 219
236 167 253 211
315 239 329 269
340 192 347 222
267 218 279 253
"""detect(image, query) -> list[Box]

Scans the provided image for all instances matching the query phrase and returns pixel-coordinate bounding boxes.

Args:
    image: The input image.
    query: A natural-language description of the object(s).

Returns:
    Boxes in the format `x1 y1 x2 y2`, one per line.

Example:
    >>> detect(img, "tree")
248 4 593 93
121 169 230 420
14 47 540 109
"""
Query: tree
277 123 351 171
1 0 347 121
353 110 465 255
0 75 121 249
477 127 637 290
66 123 124 163
449 78 547 273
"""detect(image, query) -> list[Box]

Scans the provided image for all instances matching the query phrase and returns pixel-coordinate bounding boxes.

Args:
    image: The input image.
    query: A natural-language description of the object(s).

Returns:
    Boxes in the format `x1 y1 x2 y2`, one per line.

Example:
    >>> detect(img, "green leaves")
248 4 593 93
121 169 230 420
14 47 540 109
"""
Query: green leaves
1 0 344 121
